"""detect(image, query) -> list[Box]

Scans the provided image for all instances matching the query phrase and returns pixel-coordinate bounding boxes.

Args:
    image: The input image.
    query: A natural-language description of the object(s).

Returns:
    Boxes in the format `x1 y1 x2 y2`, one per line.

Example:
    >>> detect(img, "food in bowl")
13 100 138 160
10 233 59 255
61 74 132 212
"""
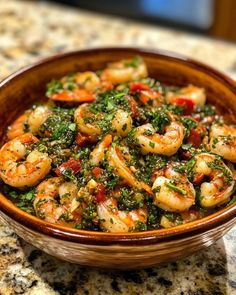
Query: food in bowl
1 56 236 233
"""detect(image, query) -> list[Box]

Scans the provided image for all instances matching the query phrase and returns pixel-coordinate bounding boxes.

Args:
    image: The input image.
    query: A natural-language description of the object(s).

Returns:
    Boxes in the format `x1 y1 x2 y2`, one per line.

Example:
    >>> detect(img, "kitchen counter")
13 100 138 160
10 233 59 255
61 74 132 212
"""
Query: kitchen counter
0 1 236 294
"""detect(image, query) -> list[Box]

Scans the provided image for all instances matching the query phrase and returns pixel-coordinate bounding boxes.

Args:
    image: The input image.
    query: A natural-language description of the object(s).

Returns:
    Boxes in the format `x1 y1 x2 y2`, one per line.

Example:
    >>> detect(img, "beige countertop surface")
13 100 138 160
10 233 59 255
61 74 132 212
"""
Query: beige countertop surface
0 1 236 294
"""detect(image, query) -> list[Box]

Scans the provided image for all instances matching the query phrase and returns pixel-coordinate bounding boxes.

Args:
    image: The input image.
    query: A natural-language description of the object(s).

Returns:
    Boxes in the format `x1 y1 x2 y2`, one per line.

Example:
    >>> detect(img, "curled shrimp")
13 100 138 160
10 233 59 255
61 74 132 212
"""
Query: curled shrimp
90 134 112 166
0 133 51 188
27 105 52 134
152 166 196 212
135 121 184 156
7 112 29 140
34 177 82 224
101 57 148 85
107 146 153 195
75 71 100 92
74 103 102 137
7 105 51 140
192 153 235 208
112 109 133 137
160 210 202 228
209 124 236 163
166 85 206 107
97 198 147 232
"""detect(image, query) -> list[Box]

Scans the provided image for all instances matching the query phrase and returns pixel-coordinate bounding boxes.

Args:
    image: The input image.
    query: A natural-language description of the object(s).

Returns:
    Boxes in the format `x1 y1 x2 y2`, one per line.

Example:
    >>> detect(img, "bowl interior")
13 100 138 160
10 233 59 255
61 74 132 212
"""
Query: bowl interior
0 47 236 244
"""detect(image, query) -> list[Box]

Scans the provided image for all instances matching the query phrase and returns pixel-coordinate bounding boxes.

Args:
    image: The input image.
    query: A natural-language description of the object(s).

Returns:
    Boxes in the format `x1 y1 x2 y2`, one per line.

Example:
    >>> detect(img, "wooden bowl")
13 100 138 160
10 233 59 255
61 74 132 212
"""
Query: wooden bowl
0 48 236 269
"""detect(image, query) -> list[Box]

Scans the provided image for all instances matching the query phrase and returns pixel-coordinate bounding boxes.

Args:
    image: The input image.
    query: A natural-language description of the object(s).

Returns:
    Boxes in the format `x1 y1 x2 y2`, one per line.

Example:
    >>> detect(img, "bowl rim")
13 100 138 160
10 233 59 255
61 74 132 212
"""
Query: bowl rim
0 46 236 246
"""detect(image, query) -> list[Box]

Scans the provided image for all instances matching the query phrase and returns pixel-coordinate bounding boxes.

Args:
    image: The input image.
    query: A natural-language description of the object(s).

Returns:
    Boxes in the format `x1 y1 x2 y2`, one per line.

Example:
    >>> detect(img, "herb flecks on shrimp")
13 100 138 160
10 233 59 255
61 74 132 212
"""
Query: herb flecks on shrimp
1 56 236 232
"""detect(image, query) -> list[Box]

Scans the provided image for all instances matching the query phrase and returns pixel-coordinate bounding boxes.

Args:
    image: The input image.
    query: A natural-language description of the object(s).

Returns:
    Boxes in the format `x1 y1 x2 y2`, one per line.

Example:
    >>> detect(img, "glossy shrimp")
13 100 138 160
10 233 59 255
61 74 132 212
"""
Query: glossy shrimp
192 153 235 208
166 84 206 107
209 124 236 163
97 198 147 232
7 112 29 140
74 103 102 138
75 104 133 139
90 134 112 166
160 210 202 228
107 146 153 195
34 177 82 224
152 166 196 212
101 57 148 85
0 133 51 188
135 120 184 156
27 105 52 134
7 105 51 140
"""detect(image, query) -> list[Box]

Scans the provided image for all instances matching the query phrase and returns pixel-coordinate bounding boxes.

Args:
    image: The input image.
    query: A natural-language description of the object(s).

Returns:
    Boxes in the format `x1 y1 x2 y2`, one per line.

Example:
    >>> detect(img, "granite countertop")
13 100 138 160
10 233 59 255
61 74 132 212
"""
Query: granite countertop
0 0 236 294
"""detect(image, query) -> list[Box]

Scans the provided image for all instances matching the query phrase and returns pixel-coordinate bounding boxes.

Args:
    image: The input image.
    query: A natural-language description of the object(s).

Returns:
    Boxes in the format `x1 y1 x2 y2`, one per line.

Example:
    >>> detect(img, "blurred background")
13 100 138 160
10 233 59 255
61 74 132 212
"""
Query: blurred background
51 0 236 42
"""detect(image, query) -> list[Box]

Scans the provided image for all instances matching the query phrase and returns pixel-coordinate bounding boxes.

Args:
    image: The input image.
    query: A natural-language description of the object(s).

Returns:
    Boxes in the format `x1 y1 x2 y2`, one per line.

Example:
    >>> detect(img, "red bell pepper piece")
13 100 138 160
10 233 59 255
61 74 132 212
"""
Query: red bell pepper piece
129 82 150 93
56 159 80 176
173 97 194 115
95 183 106 203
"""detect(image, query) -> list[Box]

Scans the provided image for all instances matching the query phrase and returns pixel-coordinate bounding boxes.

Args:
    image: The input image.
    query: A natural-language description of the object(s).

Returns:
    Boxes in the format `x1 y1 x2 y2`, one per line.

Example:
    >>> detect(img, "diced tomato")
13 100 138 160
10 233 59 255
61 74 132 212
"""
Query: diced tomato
76 132 93 147
187 128 202 148
92 167 103 179
56 159 80 176
139 90 161 104
128 97 139 118
173 97 194 115
51 89 95 103
95 183 106 203
129 82 150 93
193 173 204 185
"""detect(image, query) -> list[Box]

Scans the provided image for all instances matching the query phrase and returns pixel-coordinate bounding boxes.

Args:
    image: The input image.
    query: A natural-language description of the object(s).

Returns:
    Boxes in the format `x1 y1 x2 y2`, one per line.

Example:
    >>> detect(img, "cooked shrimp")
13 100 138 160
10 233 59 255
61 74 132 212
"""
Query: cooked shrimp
192 153 235 208
107 146 153 194
112 109 133 137
160 210 202 228
34 177 81 224
152 166 195 212
166 85 206 107
0 133 51 188
74 103 102 137
7 112 29 140
27 105 52 134
97 198 147 232
135 121 184 156
209 124 236 163
75 71 100 92
101 57 148 85
90 134 112 166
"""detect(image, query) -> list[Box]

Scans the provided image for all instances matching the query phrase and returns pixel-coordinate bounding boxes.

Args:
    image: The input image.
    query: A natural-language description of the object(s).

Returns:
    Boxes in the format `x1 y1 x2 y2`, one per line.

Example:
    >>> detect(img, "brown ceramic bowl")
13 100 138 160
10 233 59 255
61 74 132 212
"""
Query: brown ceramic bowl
0 48 236 269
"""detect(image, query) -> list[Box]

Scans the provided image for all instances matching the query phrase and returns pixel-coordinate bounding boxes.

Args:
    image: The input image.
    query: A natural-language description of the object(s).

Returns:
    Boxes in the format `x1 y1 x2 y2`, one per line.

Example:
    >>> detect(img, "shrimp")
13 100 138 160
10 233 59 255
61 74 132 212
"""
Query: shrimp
107 146 153 195
90 134 112 166
34 177 82 224
166 85 206 107
101 57 148 85
27 105 52 134
192 153 235 208
209 124 236 163
7 105 51 140
74 103 102 137
6 112 29 140
97 198 147 232
152 166 196 212
75 71 100 92
160 210 202 228
0 133 51 188
135 121 184 156
112 109 133 137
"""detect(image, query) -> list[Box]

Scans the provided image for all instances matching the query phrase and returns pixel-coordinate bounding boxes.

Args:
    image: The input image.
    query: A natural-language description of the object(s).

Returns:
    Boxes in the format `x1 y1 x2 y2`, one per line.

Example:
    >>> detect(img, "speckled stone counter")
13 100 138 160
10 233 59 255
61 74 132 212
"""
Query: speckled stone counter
0 1 236 294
